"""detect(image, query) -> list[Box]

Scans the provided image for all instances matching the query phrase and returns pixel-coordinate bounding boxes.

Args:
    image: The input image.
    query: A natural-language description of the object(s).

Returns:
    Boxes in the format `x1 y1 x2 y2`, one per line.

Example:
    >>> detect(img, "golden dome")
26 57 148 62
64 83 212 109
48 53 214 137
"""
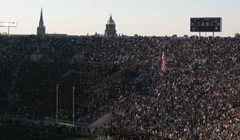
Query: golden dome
107 14 115 25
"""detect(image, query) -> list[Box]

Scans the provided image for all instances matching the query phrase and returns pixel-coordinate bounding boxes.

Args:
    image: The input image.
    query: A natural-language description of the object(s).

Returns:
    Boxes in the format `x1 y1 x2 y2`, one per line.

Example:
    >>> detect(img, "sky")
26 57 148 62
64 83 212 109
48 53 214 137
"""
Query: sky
0 0 240 36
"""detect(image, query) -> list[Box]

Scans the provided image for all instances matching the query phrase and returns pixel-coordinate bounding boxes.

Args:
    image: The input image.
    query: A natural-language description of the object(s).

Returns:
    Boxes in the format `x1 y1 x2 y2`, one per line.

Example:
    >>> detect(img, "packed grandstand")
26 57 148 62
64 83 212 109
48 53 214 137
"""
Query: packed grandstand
0 35 239 139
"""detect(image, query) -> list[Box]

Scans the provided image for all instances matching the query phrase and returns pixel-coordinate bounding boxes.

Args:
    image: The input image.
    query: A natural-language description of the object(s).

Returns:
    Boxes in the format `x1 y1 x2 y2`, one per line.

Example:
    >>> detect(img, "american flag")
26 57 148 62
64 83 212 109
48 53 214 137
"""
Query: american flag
161 52 166 73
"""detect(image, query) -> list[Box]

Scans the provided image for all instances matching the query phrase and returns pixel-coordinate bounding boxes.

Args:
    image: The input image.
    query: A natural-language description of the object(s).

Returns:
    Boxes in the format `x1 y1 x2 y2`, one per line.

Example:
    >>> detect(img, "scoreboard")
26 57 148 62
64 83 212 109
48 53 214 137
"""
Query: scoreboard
0 22 17 27
190 17 222 32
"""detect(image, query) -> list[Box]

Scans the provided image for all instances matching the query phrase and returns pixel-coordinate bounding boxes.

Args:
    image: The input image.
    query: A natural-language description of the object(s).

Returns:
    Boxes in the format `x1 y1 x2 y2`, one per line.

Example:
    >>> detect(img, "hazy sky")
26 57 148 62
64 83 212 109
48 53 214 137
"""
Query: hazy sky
0 0 240 36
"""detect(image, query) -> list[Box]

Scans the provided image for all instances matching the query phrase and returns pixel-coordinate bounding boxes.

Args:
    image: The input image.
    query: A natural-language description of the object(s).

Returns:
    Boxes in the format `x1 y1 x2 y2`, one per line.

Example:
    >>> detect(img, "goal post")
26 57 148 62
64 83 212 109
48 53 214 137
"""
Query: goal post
55 84 75 127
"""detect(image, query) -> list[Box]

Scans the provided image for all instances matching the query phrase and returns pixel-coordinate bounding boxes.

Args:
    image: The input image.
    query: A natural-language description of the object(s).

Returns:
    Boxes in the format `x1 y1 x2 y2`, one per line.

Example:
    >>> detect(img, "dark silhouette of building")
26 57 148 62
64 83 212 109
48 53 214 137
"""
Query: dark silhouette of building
105 14 117 36
37 8 46 35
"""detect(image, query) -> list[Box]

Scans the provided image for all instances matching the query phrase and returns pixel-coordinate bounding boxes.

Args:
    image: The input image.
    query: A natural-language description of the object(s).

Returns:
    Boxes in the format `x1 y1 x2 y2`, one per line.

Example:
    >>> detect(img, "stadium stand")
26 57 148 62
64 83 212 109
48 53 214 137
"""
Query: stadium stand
0 35 239 139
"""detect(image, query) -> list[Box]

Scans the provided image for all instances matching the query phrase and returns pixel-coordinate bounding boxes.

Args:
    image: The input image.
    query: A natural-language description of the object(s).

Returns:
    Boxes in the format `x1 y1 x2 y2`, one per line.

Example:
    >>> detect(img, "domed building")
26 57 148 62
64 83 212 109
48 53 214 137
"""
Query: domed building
105 14 117 36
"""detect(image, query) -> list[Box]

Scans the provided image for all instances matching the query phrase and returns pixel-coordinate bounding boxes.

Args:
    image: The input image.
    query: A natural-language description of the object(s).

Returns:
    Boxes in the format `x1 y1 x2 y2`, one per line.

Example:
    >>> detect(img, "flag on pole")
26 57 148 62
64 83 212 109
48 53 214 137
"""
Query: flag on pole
161 52 166 73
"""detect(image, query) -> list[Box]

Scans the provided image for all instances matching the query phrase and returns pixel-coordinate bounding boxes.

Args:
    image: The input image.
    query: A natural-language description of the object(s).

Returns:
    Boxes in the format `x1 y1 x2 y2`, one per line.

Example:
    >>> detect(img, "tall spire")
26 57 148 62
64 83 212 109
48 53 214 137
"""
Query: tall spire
39 8 44 27
37 8 46 35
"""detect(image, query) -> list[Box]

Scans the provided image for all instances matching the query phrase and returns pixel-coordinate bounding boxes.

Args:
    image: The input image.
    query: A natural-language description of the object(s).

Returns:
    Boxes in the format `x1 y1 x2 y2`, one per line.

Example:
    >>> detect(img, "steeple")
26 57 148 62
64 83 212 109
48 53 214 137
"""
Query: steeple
37 8 46 35
39 8 44 27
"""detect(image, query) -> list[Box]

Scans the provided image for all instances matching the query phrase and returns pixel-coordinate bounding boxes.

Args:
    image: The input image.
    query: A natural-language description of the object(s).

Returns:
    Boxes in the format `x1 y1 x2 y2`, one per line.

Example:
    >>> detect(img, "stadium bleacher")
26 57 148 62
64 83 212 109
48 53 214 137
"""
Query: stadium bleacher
0 35 239 139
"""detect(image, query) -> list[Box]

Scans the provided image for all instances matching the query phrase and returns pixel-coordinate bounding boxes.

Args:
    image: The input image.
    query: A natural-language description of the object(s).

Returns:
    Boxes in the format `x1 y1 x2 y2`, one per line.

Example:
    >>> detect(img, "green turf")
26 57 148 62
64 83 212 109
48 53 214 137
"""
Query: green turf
0 125 94 140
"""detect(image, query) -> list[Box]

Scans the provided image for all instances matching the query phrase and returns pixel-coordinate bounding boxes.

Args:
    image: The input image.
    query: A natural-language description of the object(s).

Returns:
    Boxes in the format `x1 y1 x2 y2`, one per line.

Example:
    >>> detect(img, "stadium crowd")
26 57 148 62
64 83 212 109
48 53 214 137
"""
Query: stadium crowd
0 35 239 139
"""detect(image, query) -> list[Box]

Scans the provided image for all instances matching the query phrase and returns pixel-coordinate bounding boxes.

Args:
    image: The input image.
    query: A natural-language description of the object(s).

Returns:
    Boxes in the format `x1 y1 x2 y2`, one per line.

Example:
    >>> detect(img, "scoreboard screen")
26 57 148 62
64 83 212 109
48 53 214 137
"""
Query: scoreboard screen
0 22 17 27
190 17 222 32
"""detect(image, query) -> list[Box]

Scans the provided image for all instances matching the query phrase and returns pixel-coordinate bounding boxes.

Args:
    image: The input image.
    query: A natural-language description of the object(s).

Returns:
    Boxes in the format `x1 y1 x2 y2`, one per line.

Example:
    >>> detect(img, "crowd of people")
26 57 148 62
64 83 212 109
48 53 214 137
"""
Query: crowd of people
0 35 239 139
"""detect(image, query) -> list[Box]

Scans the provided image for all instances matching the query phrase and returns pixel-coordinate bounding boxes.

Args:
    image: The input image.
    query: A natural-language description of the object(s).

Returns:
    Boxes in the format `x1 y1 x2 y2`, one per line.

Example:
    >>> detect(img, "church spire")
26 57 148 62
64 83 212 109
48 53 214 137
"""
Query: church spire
39 8 44 27
37 8 46 35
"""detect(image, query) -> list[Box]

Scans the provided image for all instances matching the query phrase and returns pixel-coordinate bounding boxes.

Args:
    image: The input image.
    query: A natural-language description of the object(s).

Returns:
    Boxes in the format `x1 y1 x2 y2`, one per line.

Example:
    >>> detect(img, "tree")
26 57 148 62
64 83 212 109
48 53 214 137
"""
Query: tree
235 33 240 38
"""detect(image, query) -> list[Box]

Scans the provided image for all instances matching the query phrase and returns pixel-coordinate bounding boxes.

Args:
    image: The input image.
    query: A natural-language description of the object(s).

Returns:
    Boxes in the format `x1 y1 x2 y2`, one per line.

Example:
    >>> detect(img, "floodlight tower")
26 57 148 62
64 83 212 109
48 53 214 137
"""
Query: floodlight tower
0 22 17 35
